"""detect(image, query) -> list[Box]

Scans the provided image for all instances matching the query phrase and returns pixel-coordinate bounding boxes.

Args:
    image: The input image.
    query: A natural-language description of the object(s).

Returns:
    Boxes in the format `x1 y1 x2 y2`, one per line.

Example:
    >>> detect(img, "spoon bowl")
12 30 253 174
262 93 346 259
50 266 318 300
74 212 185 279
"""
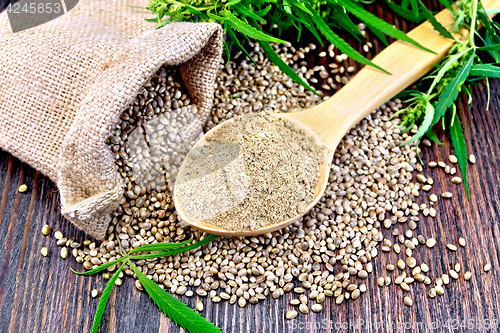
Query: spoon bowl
173 115 334 236
174 1 498 236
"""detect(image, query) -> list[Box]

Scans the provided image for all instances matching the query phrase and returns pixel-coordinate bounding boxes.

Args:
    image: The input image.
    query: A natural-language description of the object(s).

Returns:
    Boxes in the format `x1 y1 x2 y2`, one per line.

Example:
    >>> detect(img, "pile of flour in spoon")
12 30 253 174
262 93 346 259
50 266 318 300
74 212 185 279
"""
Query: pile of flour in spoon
175 113 327 232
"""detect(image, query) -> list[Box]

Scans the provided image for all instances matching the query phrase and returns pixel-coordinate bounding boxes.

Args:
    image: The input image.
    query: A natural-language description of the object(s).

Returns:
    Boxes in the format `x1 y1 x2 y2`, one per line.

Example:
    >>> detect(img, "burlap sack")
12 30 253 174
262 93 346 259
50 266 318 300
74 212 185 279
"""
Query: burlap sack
0 0 223 239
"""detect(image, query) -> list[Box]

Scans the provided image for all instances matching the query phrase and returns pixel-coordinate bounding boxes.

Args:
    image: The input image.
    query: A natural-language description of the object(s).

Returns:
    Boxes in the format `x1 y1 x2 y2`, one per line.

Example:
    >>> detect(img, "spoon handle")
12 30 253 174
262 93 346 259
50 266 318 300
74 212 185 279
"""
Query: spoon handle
287 0 499 149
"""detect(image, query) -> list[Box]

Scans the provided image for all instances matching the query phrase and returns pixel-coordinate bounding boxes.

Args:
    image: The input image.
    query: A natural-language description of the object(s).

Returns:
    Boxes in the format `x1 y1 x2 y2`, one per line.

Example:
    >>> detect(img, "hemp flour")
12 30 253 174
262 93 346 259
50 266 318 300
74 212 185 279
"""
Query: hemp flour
175 113 326 231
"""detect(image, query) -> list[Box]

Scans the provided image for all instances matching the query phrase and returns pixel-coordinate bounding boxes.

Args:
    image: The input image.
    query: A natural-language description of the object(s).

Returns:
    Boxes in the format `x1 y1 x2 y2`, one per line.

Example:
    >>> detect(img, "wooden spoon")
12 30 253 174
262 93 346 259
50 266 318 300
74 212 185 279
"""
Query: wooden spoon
174 3 497 236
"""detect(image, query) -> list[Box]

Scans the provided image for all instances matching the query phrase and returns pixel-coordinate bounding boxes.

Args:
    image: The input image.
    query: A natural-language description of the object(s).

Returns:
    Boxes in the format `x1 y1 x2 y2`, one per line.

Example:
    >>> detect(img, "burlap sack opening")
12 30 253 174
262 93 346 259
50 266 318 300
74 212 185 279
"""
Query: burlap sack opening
0 0 223 239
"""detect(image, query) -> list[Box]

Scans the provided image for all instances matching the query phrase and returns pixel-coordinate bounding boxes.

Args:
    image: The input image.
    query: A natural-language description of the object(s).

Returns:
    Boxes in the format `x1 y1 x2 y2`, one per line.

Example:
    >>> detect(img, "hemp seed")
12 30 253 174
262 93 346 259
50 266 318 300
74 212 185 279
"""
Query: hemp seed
442 192 453 199
60 247 68 259
299 303 309 314
311 304 323 313
286 310 298 320
42 225 51 235
426 238 436 248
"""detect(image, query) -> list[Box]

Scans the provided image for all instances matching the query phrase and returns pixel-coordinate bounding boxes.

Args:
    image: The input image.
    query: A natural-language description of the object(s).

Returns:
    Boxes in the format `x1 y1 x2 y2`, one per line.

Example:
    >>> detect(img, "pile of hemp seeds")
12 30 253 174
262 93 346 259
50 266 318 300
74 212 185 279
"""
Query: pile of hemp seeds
39 40 491 318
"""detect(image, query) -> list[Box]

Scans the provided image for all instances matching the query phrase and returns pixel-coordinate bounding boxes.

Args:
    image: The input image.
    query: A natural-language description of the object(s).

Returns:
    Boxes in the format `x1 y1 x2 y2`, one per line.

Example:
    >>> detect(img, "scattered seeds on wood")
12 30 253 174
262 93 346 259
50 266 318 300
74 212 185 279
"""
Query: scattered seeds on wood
469 154 476 164
358 270 368 279
416 174 427 183
450 270 459 280
447 244 458 251
385 277 391 286
484 264 491 272
299 303 309 314
311 304 323 313
60 247 68 259
404 297 413 307
51 51 474 313
449 155 458 164
42 225 51 236
459 237 466 247
91 289 98 298
464 271 472 281
41 247 48 257
286 310 298 320
414 274 425 283
238 297 246 308
426 238 436 248
404 277 414 284
455 263 461 272
406 257 416 268
422 184 432 192
442 192 453 199
54 231 63 240
176 114 326 232
397 259 406 270
135 280 143 291
452 177 462 184
195 301 204 312
18 184 27 192
417 235 426 244
422 139 431 147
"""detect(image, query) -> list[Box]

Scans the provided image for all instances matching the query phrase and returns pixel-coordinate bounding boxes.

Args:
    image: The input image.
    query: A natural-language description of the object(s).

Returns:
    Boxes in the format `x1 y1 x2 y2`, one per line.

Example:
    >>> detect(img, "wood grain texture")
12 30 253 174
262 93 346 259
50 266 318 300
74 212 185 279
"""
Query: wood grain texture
1 3 500 333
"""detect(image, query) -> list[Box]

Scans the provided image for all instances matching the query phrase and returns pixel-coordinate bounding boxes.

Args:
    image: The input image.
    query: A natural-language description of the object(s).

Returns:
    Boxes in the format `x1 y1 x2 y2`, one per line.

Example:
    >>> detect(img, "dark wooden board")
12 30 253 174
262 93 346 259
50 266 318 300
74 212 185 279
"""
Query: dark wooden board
1 4 500 333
